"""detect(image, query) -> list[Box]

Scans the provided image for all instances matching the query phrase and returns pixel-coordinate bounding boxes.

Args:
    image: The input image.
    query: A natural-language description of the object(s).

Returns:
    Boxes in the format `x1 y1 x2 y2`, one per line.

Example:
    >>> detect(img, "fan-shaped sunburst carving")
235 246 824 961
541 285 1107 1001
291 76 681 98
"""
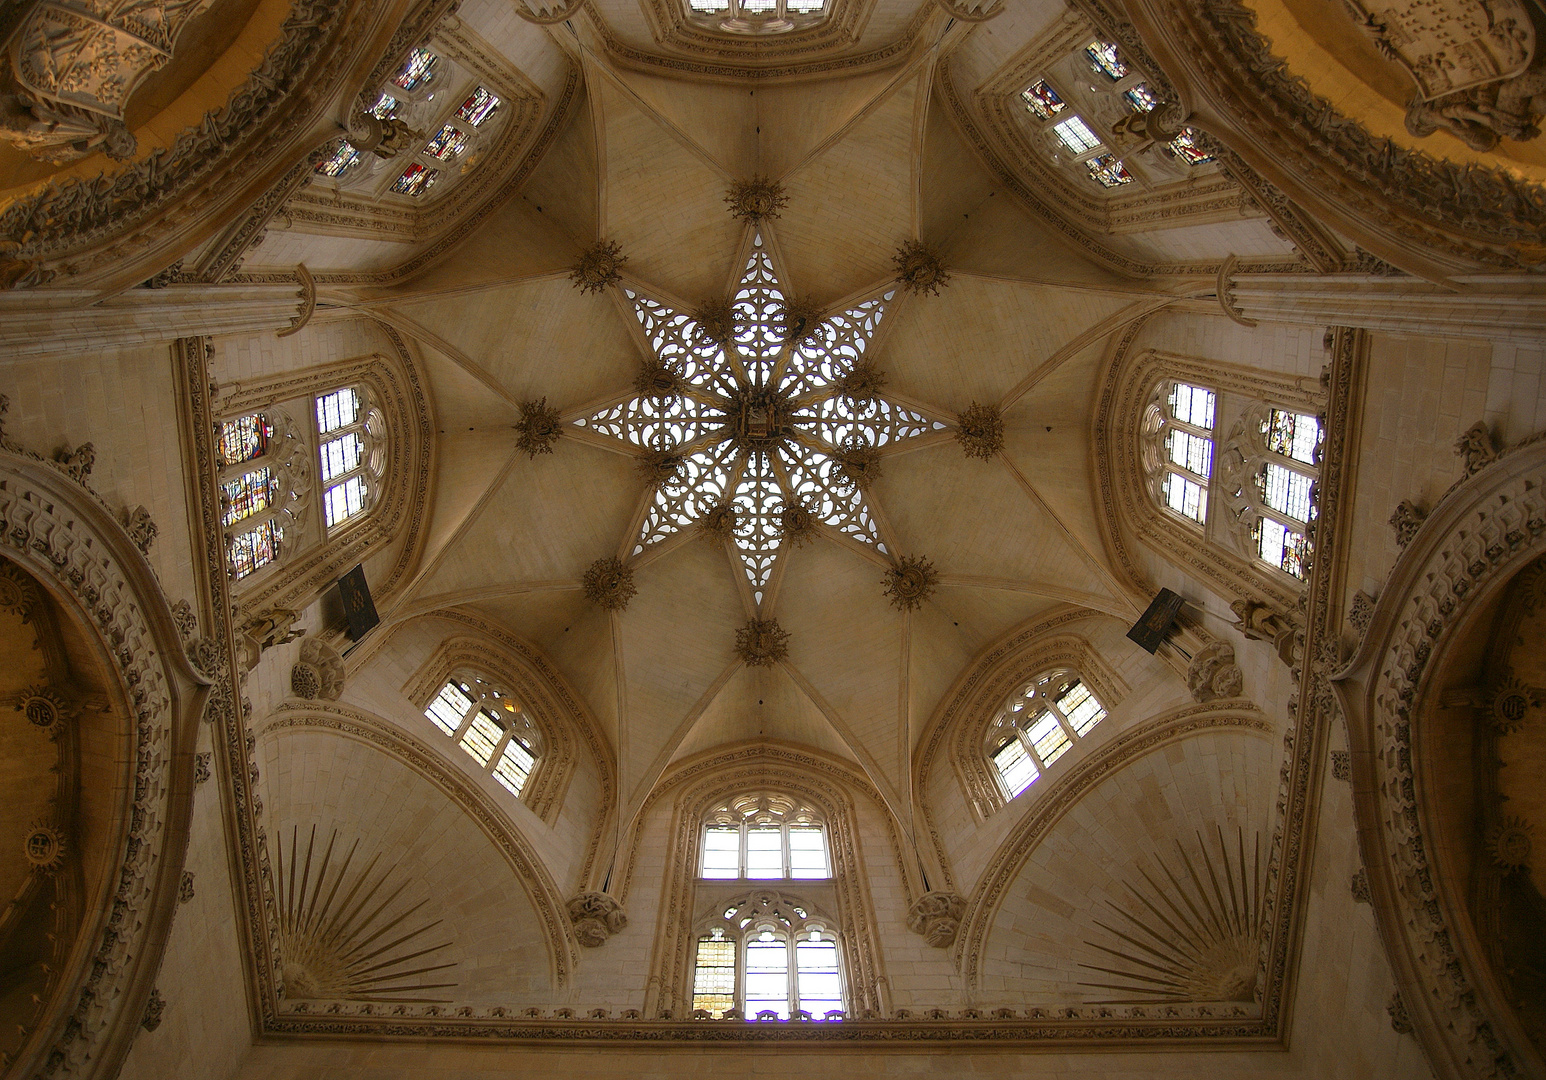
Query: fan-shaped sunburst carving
1078 826 1264 1004
268 825 457 1002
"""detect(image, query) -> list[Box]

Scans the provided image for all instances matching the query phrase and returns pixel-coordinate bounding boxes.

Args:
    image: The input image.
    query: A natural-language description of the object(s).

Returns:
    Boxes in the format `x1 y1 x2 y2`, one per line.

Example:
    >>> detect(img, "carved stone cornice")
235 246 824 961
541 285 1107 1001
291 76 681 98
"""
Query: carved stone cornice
0 449 209 1079
0 0 442 294
1333 433 1546 1080
1114 0 1546 278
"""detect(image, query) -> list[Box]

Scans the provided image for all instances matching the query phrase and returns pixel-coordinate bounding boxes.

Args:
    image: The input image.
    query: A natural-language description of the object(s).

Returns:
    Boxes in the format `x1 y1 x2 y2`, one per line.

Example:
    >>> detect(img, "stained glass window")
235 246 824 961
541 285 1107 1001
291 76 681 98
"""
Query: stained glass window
795 934 842 1017
222 468 277 527
216 415 270 466
1263 408 1319 465
693 932 737 1015
229 520 281 579
314 142 361 178
422 676 542 796
425 123 469 161
988 671 1106 802
1168 128 1215 165
320 432 362 482
456 86 502 126
745 934 789 1018
392 162 439 197
392 46 438 91
1123 82 1159 113
370 93 399 118
1085 153 1132 188
1020 78 1066 120
1053 115 1101 155
690 0 730 10
1255 517 1308 578
459 710 504 766
425 679 474 735
1085 39 1129 80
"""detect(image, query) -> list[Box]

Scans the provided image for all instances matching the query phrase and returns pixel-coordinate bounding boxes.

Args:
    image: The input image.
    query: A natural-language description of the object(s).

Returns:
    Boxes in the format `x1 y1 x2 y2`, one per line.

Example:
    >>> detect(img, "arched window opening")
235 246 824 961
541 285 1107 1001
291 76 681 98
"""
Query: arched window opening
314 386 385 531
699 794 829 880
690 891 845 1020
1144 380 1216 525
216 410 309 580
423 674 542 797
1221 404 1323 581
986 670 1108 799
685 0 827 35
1017 38 1215 193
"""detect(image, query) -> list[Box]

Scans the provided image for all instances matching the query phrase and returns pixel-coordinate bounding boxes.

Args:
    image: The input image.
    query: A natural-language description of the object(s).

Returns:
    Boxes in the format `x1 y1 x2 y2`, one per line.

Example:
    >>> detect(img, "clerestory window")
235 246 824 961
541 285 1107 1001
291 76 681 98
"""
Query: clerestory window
987 670 1108 799
314 387 386 531
423 674 542 796
685 0 827 34
690 891 844 1020
1146 381 1216 525
1219 404 1323 581
699 794 829 880
217 410 309 580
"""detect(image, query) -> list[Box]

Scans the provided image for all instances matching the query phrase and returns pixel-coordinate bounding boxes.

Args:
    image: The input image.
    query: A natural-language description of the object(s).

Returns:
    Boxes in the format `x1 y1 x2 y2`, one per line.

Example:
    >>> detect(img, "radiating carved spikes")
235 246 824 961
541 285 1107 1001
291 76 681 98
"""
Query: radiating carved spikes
1484 672 1541 733
892 240 950 295
735 618 790 666
23 822 65 872
515 398 563 459
583 557 637 612
15 684 68 731
775 296 823 344
954 402 1004 460
570 241 627 294
636 450 684 487
634 358 685 398
698 503 738 543
1486 816 1534 870
691 299 739 347
883 555 938 611
777 502 817 548
724 177 789 223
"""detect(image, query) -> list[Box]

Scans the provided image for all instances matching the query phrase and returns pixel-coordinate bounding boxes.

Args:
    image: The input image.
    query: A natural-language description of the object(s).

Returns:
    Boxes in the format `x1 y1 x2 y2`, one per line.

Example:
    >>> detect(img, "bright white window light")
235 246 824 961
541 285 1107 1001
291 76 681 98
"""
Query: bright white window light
1053 116 1101 155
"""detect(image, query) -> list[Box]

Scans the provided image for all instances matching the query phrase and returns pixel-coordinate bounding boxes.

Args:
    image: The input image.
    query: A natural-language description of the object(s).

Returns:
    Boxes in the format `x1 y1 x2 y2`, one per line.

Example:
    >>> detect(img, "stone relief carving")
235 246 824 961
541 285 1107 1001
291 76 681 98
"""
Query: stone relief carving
1187 639 1245 701
1230 599 1298 666
1455 420 1502 475
1331 749 1351 781
123 505 157 554
905 891 966 947
235 606 304 674
567 892 627 947
194 752 212 784
290 637 344 700
0 0 216 164
1388 499 1428 547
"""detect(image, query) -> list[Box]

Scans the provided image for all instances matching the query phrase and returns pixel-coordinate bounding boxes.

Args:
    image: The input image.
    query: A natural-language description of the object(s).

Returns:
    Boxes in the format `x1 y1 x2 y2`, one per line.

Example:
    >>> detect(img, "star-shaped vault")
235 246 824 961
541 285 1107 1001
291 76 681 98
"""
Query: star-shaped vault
572 228 948 603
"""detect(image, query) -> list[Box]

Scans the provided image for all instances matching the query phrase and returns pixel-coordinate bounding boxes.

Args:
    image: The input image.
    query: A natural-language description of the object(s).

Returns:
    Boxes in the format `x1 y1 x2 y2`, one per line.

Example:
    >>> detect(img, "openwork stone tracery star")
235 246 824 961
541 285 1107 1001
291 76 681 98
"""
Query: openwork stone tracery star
574 231 948 602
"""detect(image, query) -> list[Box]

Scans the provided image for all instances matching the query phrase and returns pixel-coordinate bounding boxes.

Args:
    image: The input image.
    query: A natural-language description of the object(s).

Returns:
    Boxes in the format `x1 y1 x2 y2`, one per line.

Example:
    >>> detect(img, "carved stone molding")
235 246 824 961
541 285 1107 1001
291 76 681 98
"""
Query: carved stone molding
567 893 627 947
905 891 966 947
1334 430 1546 1080
0 449 208 1079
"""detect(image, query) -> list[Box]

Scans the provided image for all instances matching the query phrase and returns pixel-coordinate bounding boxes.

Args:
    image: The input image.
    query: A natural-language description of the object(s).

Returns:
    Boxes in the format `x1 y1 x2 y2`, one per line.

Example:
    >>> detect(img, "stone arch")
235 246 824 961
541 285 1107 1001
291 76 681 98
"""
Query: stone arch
1334 429 1546 1080
0 447 208 1079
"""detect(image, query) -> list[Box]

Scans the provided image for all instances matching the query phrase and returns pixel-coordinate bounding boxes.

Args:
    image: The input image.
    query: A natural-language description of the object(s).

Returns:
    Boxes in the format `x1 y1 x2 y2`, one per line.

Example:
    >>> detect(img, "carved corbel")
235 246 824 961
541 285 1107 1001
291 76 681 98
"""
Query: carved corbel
567 892 627 946
905 891 966 948
1454 421 1501 476
1186 639 1244 701
289 637 344 701
1215 255 1258 328
1388 500 1427 548
276 265 315 339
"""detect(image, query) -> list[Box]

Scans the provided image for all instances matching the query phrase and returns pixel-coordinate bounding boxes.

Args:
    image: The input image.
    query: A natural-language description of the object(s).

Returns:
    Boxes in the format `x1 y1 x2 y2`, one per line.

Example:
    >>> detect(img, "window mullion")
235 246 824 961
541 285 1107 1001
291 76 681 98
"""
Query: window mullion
487 727 513 774
453 701 479 741
740 822 749 878
1018 729 1042 767
788 936 798 1015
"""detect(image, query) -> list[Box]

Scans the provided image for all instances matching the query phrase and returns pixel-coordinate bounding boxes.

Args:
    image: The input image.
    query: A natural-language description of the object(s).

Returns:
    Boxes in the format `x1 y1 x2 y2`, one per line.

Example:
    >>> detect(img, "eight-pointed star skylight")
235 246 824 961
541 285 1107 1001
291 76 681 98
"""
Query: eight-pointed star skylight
574 232 947 602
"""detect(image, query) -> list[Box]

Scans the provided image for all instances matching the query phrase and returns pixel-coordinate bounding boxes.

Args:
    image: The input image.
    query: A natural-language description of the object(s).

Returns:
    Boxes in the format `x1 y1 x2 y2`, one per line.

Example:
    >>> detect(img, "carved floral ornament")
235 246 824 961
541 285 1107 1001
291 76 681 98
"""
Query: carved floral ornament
1333 428 1546 1080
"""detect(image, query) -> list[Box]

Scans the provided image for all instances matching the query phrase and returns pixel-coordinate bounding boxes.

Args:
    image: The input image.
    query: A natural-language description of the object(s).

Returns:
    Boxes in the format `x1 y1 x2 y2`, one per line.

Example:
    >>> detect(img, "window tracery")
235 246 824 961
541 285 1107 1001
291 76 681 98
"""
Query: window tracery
1143 380 1217 526
216 410 310 581
574 231 946 603
423 674 543 797
700 793 830 880
314 386 386 531
1219 404 1323 580
684 0 827 35
986 669 1108 799
690 890 845 1019
1016 38 1216 193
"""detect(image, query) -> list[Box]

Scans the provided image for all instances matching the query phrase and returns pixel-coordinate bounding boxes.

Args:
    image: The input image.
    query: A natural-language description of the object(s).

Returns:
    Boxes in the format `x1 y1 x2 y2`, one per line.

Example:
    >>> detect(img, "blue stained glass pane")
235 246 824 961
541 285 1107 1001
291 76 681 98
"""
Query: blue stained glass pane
425 123 469 161
1085 40 1129 81
314 142 361 177
393 47 438 91
1020 79 1066 120
456 86 502 126
392 162 439 197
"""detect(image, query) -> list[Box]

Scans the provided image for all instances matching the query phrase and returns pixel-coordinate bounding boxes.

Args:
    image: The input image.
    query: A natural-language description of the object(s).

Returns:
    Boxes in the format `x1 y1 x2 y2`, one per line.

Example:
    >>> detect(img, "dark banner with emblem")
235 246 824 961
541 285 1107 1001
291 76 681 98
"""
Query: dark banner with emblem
1127 588 1184 653
337 564 379 641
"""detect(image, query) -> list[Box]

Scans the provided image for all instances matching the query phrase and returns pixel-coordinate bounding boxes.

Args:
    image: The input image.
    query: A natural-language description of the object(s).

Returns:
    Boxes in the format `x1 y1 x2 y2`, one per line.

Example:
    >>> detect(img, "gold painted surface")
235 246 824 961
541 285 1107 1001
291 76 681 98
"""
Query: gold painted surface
1242 0 1546 177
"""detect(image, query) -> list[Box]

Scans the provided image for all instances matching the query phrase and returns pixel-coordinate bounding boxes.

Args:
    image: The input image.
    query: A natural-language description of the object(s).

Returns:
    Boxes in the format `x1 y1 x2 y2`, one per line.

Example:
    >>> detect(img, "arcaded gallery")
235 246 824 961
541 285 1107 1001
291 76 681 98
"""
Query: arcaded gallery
0 0 1542 1073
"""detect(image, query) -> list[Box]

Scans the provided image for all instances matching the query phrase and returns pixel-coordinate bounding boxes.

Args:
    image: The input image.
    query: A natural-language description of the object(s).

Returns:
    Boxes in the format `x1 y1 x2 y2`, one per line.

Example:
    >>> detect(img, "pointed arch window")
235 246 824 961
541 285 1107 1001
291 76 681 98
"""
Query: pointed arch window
1144 380 1216 525
987 670 1108 799
1220 405 1322 580
690 891 845 1020
216 410 309 580
699 794 829 880
315 386 386 530
423 674 542 796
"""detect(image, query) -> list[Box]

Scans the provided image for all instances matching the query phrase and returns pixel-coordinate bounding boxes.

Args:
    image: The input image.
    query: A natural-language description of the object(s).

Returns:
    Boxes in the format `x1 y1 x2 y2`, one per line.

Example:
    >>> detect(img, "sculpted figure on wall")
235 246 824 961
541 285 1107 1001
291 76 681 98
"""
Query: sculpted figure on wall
0 0 216 163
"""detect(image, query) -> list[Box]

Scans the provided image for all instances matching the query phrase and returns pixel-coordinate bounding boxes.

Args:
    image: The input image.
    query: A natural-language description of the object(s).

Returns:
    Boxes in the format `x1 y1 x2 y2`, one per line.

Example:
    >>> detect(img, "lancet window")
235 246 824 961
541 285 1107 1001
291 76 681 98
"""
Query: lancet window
986 670 1108 799
1144 380 1217 525
700 794 829 880
423 674 542 796
690 891 844 1020
1220 405 1322 580
217 410 309 580
314 387 385 531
